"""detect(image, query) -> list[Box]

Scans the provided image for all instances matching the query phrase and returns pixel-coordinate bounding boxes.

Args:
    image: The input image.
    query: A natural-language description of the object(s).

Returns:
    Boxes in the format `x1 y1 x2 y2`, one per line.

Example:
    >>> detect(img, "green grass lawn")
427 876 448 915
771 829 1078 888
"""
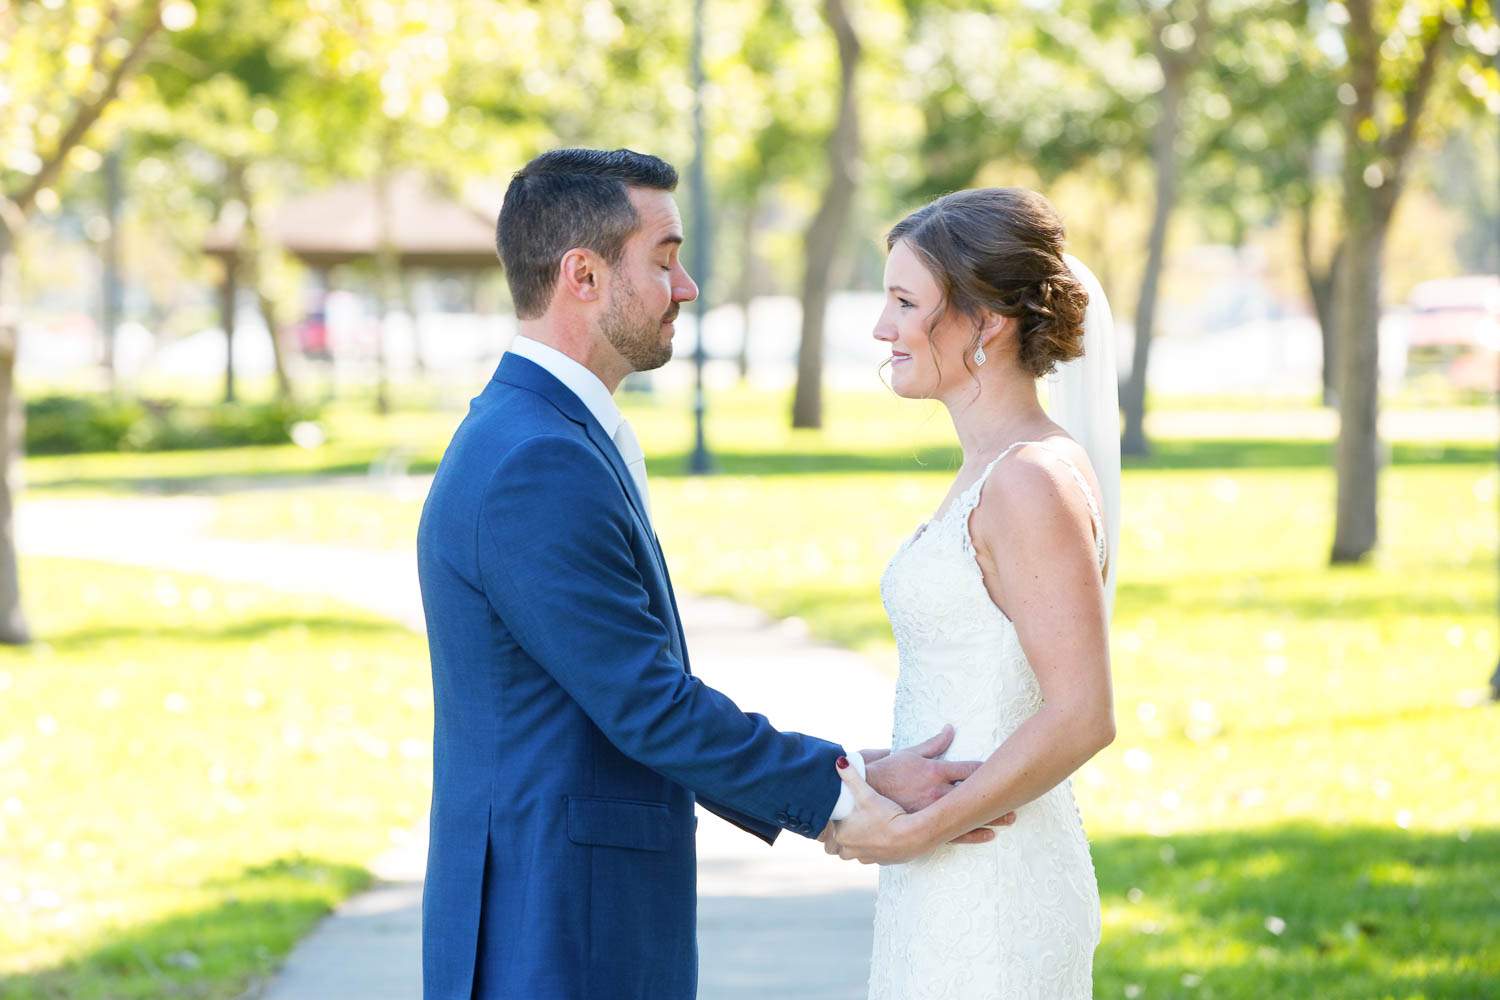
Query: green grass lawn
0 559 433 999
22 405 464 497
12 388 1499 998
23 387 1493 495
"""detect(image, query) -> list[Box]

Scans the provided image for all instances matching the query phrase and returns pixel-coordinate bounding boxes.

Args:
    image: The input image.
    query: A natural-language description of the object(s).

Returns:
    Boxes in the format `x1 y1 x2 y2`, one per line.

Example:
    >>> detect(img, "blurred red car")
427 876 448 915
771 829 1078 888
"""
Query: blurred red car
1406 275 1499 392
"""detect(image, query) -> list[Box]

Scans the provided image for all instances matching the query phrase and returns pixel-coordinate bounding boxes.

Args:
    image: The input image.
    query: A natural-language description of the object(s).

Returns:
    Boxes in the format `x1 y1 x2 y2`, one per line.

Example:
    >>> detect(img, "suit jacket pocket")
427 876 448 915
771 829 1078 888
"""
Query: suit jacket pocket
565 796 672 852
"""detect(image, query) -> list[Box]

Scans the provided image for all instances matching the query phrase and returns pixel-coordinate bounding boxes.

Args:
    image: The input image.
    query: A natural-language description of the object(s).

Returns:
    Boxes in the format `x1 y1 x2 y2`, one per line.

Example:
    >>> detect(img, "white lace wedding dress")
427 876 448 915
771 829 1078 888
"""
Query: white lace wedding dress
868 440 1106 1000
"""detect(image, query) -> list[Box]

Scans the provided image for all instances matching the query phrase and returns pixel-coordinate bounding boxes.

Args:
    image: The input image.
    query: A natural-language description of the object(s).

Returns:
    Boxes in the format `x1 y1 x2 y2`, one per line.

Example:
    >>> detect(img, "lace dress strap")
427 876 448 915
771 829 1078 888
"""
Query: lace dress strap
1027 442 1108 567
949 440 1046 556
956 439 1107 567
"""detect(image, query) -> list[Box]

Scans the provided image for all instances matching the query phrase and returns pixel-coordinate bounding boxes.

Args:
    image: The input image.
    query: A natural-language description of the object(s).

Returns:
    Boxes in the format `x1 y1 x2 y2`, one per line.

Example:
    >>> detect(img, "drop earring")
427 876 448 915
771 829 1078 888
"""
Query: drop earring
974 343 988 367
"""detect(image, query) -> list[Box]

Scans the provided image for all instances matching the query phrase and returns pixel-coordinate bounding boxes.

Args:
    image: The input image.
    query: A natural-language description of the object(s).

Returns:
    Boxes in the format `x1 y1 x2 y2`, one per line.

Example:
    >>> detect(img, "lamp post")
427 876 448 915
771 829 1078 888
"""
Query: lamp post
687 0 714 474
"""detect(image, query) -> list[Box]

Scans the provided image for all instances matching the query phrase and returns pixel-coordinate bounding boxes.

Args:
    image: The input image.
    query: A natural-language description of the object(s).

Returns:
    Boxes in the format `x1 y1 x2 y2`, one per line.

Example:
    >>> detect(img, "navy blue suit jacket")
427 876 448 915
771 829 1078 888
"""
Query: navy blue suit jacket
416 353 845 999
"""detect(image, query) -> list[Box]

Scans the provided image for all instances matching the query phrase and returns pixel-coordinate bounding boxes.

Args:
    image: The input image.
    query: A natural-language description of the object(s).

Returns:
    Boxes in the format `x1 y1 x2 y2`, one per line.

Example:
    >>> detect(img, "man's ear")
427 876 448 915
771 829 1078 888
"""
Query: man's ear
559 248 603 304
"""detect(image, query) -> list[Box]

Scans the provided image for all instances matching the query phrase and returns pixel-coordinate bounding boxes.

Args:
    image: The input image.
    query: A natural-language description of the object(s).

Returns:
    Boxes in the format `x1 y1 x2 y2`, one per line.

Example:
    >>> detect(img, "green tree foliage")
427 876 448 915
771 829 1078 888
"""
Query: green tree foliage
0 0 193 643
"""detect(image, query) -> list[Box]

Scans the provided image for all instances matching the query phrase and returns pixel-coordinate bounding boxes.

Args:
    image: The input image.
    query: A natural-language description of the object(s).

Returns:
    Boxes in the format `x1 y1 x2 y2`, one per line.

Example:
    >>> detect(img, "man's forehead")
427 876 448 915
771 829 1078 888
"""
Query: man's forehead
627 187 683 239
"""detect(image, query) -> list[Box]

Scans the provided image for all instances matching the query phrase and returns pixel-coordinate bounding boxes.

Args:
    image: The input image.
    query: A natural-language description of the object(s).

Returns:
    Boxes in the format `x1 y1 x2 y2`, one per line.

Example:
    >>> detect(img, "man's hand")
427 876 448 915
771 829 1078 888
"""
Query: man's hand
862 725 1016 845
864 724 970 811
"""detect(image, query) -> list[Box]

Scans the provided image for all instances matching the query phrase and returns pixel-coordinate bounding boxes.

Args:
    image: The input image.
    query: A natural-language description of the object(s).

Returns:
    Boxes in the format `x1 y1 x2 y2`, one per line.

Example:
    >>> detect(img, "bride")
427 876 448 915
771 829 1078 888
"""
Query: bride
826 187 1122 999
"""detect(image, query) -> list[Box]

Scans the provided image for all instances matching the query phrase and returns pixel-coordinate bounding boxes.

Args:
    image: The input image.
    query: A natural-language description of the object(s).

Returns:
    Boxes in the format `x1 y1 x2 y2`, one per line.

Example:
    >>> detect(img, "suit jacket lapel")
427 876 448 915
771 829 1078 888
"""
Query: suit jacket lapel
494 353 669 584
660 562 692 675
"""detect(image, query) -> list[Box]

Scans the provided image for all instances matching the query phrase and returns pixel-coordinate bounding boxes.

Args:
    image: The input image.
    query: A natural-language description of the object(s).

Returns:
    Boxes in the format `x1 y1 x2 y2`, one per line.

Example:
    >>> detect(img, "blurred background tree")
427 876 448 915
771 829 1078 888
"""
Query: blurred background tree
1327 0 1490 563
0 0 189 643
1 0 1495 639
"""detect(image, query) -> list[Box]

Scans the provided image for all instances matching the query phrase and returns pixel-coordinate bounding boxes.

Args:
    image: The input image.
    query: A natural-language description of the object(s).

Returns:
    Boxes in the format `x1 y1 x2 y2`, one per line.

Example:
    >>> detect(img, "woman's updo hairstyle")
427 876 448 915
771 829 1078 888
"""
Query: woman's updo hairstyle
886 188 1089 378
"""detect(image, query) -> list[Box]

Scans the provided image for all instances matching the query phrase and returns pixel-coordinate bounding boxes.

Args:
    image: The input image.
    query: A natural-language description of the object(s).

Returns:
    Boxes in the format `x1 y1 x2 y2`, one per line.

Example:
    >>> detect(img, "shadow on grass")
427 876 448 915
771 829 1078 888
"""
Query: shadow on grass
28 457 445 496
709 437 1489 475
0 855 370 1000
645 439 1492 478
1092 823 1500 999
28 438 1492 495
1116 572 1493 622
1119 439 1493 471
45 615 411 656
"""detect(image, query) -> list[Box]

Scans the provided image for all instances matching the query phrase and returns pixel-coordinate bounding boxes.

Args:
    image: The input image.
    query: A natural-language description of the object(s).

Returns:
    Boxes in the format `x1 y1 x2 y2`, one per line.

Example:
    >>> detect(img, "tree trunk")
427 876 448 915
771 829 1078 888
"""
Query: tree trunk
373 167 396 416
1314 278 1337 407
735 200 759 383
0 0 166 646
222 260 237 405
1121 61 1187 457
1329 0 1453 564
402 269 426 378
791 0 860 430
228 163 295 403
0 223 31 644
1330 0 1383 564
101 148 123 395
1310 249 1341 408
1297 197 1342 407
255 286 294 402
1330 212 1383 562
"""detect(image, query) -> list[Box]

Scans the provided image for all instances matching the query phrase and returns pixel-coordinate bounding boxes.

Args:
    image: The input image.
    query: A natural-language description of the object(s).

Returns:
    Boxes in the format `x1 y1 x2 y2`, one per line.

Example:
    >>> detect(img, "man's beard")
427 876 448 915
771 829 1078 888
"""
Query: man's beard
599 274 676 373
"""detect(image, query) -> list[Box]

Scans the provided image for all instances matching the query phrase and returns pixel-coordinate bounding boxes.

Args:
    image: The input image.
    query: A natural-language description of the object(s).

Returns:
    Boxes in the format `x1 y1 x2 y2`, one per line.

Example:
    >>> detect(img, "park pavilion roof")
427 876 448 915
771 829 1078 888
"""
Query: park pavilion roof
204 172 499 271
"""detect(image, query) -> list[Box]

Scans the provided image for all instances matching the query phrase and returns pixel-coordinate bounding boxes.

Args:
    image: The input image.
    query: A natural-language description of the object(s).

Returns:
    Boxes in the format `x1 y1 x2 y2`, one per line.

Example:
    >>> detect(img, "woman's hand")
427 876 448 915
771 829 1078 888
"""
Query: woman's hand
824 756 934 865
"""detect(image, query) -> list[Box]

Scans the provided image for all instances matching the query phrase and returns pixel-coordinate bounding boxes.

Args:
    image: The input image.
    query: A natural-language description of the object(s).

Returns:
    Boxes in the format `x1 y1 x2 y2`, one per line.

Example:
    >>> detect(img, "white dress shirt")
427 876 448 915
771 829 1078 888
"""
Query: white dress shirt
505 335 861 823
508 336 650 522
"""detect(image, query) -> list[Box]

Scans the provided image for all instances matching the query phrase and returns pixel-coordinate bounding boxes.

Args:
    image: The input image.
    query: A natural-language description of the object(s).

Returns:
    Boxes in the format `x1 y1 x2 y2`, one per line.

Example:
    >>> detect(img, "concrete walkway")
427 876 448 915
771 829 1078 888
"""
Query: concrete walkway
20 494 894 999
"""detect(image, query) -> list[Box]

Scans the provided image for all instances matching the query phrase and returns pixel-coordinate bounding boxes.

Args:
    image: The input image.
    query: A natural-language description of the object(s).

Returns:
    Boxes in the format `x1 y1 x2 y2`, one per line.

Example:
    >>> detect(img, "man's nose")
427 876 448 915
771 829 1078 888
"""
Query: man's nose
674 267 699 303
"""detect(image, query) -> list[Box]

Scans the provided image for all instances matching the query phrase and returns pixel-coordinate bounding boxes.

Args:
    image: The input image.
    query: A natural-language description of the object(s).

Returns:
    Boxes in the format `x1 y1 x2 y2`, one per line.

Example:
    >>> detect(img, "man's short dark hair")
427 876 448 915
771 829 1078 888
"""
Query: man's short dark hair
496 148 679 319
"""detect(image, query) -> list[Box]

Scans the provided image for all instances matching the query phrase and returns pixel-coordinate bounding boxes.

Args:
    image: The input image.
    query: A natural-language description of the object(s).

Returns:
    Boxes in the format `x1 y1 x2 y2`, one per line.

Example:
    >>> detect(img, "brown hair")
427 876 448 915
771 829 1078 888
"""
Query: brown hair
886 188 1088 379
498 148 678 319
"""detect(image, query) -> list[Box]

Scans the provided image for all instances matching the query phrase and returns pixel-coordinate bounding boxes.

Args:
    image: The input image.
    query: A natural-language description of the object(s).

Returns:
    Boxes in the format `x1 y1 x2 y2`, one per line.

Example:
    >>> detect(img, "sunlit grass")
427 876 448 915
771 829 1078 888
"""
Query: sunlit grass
0 559 433 999
22 388 1493 494
1092 824 1500 999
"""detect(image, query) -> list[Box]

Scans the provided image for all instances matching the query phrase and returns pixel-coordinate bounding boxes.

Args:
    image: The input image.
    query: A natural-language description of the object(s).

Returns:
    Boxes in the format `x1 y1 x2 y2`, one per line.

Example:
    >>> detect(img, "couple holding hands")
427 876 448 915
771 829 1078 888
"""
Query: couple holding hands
417 146 1120 1000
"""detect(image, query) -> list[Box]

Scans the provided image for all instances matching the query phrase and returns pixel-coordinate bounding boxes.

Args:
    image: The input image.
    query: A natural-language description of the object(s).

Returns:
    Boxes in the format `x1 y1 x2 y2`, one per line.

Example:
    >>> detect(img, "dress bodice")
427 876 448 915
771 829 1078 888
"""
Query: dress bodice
878 440 1107 759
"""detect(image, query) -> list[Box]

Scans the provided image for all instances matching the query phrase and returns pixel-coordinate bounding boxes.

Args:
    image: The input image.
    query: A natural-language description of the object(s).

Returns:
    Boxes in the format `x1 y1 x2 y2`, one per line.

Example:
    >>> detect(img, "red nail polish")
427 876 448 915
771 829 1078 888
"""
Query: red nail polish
836 756 850 770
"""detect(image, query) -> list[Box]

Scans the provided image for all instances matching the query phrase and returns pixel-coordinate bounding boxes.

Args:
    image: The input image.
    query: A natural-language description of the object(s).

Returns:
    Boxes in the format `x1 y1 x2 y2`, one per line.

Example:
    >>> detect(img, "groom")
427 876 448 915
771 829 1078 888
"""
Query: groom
417 148 998 1000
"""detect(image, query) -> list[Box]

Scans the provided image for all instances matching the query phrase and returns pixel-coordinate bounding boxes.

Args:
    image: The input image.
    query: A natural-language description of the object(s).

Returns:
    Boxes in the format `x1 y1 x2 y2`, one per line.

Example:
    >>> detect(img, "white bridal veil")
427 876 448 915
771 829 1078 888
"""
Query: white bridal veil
1049 255 1122 620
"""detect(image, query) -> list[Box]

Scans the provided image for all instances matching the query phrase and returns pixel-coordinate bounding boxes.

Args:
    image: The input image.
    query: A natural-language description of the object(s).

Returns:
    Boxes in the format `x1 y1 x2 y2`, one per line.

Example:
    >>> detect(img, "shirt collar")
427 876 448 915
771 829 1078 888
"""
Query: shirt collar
507 335 623 437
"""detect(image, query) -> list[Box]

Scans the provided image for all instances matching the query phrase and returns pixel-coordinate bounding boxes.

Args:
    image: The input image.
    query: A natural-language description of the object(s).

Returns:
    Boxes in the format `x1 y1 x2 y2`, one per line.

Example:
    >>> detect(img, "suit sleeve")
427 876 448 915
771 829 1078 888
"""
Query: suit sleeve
477 435 843 839
695 796 782 844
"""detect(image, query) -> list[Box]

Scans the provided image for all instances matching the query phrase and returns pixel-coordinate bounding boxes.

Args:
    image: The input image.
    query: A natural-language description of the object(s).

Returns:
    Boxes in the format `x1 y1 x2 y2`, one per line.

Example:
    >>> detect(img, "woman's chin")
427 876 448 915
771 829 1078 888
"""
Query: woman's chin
888 368 931 399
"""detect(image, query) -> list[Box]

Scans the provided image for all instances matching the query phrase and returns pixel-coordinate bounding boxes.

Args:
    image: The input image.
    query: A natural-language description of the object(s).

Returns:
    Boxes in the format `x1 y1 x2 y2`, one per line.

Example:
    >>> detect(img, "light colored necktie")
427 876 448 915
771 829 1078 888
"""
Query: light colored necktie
611 418 652 524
